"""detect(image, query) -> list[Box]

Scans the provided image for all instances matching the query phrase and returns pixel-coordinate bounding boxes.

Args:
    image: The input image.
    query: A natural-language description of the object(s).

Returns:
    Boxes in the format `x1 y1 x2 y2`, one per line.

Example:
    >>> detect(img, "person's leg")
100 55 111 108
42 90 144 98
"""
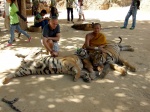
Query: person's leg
121 10 132 28
16 24 31 41
131 8 137 29
82 58 96 80
78 7 81 21
124 10 132 27
67 8 70 22
82 13 85 21
80 6 85 21
34 22 42 27
8 24 16 45
43 39 54 55
71 8 74 23
16 24 30 38
52 42 59 57
40 20 48 29
78 15 81 21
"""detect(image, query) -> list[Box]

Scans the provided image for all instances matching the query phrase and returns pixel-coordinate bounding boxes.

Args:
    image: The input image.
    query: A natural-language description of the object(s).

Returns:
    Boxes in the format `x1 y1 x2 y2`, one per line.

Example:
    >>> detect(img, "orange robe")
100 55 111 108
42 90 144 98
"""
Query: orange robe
83 33 107 49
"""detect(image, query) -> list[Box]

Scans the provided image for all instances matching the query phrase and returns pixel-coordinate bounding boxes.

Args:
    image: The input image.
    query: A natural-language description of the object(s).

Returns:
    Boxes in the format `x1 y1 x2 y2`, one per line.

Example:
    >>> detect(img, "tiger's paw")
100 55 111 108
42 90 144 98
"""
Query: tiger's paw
120 69 127 76
2 77 11 85
99 72 106 79
89 72 96 80
81 75 91 83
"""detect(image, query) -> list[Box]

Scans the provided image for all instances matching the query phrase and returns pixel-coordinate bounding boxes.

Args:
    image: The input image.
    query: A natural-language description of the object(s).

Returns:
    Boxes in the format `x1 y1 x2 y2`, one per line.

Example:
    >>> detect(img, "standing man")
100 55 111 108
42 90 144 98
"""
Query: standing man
42 16 60 57
3 0 10 30
66 0 78 23
120 0 140 30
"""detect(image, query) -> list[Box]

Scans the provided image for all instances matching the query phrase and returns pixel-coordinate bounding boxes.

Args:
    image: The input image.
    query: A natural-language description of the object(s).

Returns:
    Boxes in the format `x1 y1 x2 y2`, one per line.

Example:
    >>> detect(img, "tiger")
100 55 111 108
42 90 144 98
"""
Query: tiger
71 22 94 31
76 41 134 81
90 42 136 78
2 49 95 84
77 37 135 81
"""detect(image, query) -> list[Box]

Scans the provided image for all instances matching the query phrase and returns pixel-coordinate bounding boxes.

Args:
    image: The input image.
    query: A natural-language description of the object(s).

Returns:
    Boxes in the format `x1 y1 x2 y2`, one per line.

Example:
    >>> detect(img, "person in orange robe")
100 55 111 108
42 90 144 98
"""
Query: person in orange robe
82 23 107 80
82 23 107 53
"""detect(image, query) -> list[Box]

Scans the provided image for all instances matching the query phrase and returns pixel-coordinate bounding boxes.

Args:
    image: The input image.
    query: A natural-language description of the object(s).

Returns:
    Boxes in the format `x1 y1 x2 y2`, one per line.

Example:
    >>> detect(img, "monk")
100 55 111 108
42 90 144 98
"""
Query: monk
82 23 107 52
82 23 107 80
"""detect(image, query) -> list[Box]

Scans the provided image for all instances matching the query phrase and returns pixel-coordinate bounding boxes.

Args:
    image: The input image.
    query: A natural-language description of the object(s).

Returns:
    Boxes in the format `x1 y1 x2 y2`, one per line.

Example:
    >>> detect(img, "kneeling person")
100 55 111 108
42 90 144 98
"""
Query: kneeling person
42 16 60 57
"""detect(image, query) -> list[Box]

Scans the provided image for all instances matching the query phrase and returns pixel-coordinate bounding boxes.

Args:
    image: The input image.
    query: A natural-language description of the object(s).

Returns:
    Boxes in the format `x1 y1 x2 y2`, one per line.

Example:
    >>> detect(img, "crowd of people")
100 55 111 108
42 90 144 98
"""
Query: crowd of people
1 0 86 55
1 0 140 56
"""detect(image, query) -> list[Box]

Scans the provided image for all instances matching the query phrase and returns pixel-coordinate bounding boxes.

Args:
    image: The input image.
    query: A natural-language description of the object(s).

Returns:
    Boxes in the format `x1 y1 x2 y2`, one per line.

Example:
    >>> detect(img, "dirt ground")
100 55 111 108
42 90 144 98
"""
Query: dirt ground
0 7 150 112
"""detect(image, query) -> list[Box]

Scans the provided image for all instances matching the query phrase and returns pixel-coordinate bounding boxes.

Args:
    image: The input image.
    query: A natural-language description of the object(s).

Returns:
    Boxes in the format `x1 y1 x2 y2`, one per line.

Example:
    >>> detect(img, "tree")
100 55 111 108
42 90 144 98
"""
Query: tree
16 0 27 30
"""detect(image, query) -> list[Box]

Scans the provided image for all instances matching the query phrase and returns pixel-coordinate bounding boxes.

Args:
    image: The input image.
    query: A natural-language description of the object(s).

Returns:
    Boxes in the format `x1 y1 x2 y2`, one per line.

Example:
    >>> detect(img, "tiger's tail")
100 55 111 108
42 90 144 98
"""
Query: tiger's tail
118 36 122 44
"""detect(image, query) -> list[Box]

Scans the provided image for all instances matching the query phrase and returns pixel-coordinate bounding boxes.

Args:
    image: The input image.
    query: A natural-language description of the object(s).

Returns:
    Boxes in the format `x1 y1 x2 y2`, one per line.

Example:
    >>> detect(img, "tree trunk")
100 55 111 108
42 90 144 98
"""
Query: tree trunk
20 0 27 30
17 0 27 30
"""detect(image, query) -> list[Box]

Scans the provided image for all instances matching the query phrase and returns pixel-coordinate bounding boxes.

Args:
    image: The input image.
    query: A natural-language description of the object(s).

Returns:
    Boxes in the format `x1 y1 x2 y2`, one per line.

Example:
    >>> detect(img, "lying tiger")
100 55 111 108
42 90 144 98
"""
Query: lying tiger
71 23 94 31
90 43 136 78
2 49 95 84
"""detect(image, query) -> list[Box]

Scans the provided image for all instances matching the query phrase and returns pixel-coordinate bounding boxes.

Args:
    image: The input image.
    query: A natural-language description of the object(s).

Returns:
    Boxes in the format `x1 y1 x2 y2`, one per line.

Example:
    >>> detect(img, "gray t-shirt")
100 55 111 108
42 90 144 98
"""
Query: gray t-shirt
42 24 60 42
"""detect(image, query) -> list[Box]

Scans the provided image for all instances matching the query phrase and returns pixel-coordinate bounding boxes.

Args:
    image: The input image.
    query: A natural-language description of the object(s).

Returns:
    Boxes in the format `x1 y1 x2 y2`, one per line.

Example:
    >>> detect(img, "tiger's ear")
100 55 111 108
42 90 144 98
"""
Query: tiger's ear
75 48 81 54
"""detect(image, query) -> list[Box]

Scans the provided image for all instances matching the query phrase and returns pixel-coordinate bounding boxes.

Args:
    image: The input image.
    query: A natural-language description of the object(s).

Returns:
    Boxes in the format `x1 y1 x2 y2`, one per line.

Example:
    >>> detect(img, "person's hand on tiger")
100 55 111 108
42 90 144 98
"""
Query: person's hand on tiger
98 46 106 53
50 50 58 57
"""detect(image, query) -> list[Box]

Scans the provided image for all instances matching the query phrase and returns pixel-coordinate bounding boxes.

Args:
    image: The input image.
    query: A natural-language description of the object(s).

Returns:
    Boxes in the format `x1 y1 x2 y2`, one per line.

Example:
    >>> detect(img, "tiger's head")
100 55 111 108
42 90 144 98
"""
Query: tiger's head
90 51 105 67
75 48 89 59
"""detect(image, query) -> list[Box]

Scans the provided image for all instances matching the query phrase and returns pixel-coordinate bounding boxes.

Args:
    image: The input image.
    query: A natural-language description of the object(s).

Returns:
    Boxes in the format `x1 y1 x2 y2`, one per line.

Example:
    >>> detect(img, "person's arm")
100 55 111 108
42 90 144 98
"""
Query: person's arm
38 17 49 22
74 0 78 6
35 15 48 22
84 33 95 50
46 33 60 41
16 11 27 21
137 0 140 9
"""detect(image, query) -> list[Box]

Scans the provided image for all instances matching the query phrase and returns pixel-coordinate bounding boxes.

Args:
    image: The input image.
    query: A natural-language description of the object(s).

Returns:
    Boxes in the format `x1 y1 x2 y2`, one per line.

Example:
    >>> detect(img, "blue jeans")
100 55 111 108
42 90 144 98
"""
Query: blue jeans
9 24 30 44
123 7 137 28
34 20 48 29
